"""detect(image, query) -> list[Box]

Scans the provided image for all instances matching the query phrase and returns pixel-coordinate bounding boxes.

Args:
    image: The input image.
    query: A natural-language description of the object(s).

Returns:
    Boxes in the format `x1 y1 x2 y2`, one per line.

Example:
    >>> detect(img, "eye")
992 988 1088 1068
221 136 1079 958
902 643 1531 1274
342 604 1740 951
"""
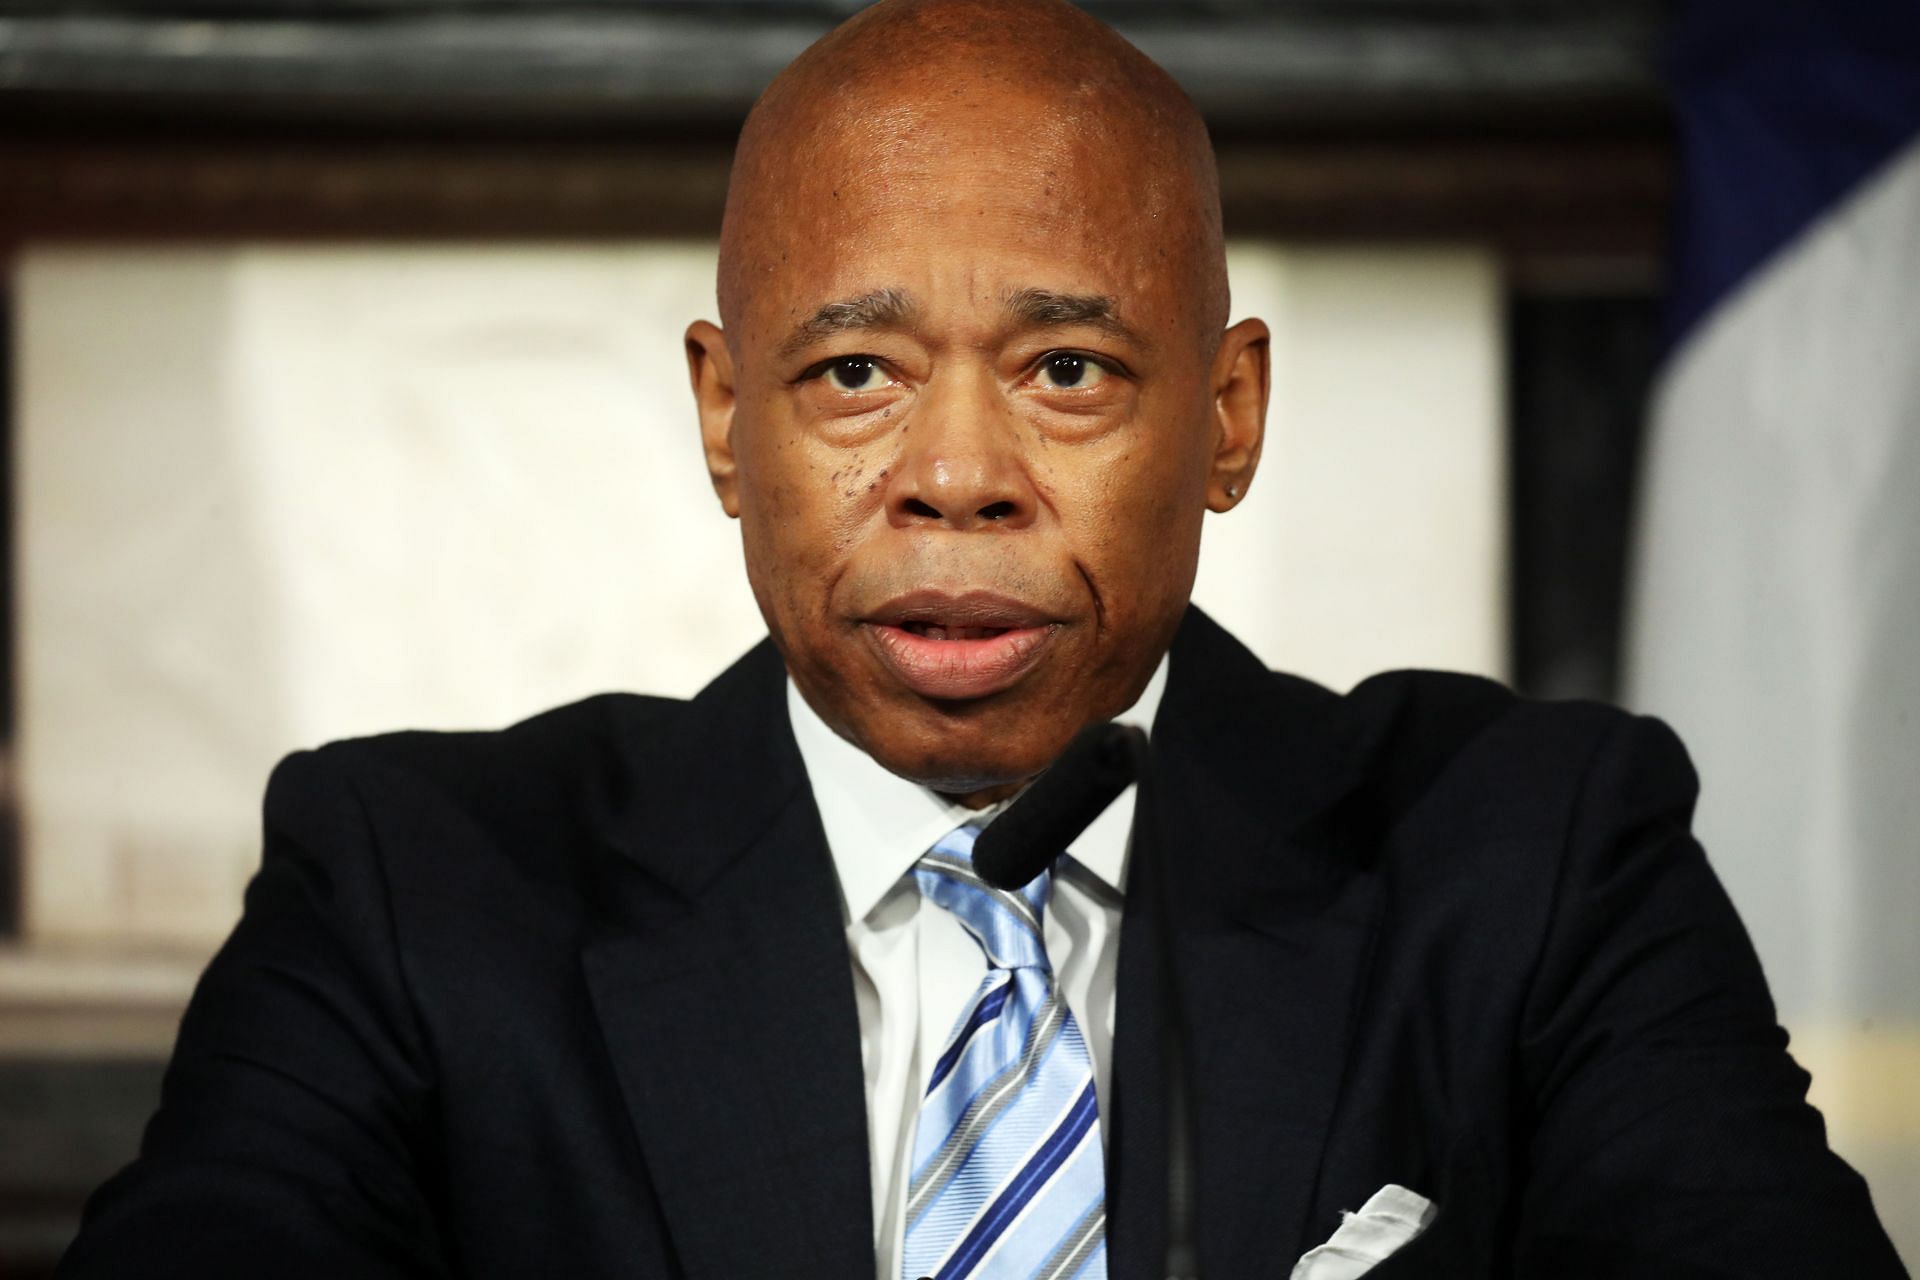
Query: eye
1034 352 1109 390
817 356 887 392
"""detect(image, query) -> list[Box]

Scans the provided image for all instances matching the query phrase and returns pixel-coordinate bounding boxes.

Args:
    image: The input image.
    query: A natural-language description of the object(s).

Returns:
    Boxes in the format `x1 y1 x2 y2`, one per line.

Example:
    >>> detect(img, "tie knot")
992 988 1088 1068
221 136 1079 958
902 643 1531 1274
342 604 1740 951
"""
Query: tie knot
914 821 1053 972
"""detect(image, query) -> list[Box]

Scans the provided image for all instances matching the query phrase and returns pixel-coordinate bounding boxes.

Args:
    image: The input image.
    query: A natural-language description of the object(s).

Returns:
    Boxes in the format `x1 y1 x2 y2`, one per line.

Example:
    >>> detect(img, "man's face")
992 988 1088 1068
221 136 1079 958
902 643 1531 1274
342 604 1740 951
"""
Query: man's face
690 88 1266 798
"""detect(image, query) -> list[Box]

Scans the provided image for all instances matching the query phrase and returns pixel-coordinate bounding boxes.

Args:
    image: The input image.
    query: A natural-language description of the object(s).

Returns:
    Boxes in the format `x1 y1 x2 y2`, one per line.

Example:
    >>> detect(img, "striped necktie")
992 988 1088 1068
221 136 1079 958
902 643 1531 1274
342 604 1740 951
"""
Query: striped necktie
901 821 1107 1280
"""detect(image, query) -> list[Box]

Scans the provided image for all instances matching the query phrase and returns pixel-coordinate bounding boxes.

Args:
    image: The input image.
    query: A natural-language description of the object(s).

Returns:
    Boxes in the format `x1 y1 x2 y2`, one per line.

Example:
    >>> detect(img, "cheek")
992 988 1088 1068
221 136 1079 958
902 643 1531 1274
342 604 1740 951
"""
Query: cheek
1047 423 1211 610
1111 470 1205 589
1044 409 1209 531
736 428 892 611
734 430 815 607
819 447 899 552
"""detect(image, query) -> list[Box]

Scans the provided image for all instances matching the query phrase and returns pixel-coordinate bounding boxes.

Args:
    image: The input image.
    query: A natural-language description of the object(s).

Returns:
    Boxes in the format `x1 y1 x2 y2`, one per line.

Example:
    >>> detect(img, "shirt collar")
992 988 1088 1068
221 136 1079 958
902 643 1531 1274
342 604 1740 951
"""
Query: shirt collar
787 653 1170 924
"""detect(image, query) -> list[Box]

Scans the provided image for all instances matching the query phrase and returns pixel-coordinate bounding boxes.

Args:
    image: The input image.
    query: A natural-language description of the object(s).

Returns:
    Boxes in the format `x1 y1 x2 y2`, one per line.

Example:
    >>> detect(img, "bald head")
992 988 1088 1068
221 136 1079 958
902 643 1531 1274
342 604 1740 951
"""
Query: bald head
717 0 1227 345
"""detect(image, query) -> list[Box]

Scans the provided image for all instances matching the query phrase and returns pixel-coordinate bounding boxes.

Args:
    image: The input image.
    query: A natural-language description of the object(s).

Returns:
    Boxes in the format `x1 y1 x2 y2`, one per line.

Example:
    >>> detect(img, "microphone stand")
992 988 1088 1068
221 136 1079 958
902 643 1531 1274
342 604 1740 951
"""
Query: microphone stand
1113 726 1198 1280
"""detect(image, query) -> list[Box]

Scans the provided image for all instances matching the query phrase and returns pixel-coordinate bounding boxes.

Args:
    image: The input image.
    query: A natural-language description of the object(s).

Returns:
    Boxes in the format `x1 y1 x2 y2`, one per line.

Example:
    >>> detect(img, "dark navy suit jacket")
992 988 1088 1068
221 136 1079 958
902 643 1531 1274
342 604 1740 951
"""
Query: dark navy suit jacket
61 608 1905 1277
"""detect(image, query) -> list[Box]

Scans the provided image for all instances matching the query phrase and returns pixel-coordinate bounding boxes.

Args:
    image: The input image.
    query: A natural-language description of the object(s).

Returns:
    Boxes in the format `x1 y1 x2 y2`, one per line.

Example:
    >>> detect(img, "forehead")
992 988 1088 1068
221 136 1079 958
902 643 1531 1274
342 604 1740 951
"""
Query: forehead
731 89 1198 344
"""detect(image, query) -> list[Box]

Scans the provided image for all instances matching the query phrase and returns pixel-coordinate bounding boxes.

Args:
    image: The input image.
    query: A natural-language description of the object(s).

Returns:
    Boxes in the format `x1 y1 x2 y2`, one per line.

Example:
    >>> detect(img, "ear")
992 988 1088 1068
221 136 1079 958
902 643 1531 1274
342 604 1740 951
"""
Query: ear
685 319 742 518
1206 317 1270 512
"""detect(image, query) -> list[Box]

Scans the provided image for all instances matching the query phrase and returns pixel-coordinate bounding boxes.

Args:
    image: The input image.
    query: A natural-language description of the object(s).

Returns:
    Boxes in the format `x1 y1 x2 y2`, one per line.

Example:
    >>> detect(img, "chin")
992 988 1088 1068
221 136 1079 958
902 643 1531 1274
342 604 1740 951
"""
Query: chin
859 701 1074 796
886 755 1039 799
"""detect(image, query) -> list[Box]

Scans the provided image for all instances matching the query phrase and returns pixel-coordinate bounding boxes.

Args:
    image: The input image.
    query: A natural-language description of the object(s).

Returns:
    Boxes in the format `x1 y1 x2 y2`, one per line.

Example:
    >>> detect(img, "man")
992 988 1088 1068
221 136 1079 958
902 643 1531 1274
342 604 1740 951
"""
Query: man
62 1 1905 1277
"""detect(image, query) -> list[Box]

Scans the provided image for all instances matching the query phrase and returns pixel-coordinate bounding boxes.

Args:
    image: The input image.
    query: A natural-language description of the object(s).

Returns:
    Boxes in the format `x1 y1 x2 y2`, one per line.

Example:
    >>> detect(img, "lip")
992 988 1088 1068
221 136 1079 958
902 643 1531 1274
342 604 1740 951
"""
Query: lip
862 589 1061 700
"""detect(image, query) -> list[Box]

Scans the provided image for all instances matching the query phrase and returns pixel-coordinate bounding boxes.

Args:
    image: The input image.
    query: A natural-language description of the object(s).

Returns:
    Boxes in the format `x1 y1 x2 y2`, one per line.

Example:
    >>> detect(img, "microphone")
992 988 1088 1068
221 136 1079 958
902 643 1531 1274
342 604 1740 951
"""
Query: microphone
972 720 1147 890
968 715 1195 1274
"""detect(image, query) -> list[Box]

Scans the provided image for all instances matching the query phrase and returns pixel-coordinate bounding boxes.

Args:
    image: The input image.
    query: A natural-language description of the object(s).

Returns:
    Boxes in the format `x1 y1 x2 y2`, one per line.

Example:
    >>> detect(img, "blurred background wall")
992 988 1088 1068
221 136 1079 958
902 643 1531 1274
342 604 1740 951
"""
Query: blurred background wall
0 0 1909 1273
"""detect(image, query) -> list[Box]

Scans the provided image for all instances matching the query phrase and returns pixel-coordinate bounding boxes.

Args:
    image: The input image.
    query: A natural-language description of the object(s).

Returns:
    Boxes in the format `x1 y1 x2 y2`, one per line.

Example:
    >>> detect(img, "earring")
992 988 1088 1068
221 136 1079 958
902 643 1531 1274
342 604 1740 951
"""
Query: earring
1225 484 1240 499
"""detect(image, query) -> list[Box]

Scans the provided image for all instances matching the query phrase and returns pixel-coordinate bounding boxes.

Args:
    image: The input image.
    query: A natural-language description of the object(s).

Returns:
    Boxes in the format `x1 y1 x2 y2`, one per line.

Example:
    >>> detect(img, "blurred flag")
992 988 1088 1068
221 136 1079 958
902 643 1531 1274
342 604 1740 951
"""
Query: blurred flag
1623 0 1920 1259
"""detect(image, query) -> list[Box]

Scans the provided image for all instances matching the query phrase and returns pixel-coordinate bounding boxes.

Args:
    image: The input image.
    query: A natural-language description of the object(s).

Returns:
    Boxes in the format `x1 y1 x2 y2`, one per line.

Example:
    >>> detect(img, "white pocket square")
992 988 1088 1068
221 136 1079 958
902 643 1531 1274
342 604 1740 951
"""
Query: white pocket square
1289 1184 1438 1280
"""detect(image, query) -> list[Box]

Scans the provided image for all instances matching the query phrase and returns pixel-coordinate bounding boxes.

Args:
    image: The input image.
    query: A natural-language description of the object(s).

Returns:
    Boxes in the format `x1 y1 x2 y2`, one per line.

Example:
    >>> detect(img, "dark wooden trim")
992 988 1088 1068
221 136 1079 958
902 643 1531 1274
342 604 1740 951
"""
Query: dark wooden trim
0 282 14 940
0 5 1663 133
1218 135 1669 254
0 137 736 244
0 130 1670 255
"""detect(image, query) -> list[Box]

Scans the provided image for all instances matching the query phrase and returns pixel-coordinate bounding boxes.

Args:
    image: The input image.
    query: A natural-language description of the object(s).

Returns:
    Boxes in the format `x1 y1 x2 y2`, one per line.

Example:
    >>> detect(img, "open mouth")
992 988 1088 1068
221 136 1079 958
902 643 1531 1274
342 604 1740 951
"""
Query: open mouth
863 591 1060 700
897 621 1014 642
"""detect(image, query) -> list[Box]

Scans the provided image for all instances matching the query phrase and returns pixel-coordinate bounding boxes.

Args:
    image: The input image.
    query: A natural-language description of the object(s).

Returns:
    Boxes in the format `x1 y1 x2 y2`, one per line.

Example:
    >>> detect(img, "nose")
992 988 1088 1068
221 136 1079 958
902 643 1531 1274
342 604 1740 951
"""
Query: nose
884 374 1038 531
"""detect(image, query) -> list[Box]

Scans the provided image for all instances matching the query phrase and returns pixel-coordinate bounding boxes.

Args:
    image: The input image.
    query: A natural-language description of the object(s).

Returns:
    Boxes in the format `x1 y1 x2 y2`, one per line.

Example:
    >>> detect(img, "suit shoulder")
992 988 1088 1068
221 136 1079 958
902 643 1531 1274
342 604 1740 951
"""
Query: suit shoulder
306 690 679 770
252 692 716 924
1324 669 1692 840
271 691 688 833
1341 667 1648 760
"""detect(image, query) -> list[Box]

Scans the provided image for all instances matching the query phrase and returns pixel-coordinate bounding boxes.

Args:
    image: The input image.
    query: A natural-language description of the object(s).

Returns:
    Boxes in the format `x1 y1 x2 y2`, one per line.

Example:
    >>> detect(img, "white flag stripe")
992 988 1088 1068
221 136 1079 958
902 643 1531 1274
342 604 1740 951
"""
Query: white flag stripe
1625 136 1920 1264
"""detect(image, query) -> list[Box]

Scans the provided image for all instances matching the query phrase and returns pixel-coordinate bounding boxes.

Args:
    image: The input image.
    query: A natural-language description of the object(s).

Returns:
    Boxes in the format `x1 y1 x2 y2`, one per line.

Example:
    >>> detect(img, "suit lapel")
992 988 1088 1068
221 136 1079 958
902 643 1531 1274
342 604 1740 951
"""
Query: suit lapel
581 642 874 1280
1105 794 1177 1279
1110 609 1387 1276
1177 815 1384 1274
574 614 1388 1278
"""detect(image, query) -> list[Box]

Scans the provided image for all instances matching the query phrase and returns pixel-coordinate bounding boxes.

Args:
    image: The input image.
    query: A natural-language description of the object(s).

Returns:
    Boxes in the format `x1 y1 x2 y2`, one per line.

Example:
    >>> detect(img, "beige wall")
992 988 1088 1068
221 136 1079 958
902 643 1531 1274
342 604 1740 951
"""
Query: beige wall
1194 245 1505 690
14 241 1504 953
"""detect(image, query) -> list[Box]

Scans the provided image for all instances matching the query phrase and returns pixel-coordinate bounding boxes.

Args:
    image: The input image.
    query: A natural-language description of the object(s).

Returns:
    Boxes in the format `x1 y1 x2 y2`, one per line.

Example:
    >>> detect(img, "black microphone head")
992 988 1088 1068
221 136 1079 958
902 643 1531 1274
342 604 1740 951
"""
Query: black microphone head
972 721 1146 890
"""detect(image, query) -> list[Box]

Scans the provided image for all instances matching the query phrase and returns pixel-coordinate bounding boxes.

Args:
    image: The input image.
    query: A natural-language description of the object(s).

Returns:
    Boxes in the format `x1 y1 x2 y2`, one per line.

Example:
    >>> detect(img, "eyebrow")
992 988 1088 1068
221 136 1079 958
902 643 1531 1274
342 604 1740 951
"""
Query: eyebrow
1003 287 1137 344
778 287 917 358
775 284 1140 358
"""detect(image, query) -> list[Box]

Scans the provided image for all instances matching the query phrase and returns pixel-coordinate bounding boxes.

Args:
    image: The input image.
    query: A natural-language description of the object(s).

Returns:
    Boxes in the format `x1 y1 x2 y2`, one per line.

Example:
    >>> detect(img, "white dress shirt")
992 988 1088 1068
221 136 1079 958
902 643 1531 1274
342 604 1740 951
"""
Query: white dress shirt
785 657 1169 1280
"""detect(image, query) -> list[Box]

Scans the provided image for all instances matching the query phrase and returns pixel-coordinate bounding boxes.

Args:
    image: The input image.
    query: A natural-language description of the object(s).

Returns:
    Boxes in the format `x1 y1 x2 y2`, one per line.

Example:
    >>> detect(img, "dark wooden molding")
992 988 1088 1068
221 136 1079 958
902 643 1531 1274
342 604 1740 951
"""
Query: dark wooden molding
0 0 1671 255
0 4 1663 132
0 127 1670 256
0 136 738 242
1218 135 1671 255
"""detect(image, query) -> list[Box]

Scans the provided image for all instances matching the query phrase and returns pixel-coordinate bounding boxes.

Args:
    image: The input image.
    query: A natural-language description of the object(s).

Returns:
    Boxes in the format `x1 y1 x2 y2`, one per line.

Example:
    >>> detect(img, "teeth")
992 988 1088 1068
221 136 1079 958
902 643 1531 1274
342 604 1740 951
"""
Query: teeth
901 622 1009 641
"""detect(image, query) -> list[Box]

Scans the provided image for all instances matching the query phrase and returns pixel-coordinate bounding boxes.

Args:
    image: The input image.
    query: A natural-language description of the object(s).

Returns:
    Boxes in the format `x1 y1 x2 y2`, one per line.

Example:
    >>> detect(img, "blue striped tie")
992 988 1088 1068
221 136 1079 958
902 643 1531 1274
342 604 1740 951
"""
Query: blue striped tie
902 821 1107 1280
